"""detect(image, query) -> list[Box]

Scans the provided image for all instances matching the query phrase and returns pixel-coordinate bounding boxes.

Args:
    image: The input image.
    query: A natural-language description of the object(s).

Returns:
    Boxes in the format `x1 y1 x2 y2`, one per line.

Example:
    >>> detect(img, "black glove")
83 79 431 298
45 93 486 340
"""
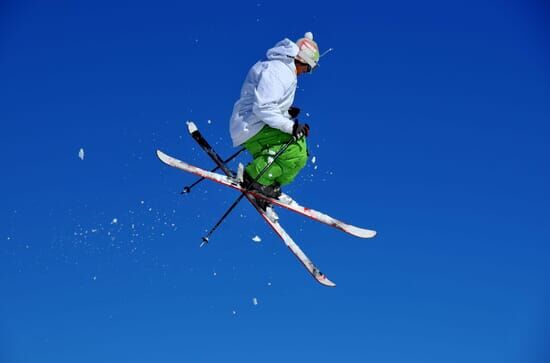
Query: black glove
288 106 301 119
292 120 310 139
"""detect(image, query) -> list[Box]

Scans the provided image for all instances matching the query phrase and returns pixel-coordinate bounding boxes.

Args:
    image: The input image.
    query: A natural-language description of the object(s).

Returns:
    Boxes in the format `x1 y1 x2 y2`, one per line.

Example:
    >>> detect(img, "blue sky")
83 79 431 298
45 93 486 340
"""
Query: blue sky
1 0 549 362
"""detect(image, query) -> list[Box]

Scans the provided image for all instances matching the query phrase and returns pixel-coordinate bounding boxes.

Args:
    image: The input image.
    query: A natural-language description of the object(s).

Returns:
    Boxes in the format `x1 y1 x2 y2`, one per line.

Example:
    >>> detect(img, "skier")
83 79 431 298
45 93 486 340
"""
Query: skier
229 32 320 202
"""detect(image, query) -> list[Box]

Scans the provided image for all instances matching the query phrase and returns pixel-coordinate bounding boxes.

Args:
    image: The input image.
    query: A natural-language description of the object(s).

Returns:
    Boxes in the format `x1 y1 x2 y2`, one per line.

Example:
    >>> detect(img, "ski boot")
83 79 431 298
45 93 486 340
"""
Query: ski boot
241 171 281 211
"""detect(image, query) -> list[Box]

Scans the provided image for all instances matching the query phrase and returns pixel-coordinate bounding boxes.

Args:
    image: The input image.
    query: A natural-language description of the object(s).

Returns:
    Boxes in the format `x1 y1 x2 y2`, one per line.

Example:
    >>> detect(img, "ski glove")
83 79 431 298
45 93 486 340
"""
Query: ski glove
292 121 310 139
288 106 300 119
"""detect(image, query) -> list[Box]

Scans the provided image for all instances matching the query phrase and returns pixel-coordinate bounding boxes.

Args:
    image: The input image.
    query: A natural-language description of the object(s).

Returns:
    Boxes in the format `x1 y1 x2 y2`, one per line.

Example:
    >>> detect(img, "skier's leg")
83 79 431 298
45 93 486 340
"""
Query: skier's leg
244 154 284 186
273 138 308 186
243 127 293 186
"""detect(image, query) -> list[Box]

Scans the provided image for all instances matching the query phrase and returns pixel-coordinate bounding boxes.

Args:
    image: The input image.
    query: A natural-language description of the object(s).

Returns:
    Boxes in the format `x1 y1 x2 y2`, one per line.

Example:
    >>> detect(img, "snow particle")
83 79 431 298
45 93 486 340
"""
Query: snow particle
111 218 118 224
232 310 237 315
311 156 316 164
92 276 97 281
252 297 258 306
207 119 212 124
252 235 262 243
78 148 85 160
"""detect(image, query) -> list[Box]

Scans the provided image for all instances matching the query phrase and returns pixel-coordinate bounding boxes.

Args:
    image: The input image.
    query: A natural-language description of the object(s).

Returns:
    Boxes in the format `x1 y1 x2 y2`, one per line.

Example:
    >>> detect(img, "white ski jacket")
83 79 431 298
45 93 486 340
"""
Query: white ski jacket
229 39 299 147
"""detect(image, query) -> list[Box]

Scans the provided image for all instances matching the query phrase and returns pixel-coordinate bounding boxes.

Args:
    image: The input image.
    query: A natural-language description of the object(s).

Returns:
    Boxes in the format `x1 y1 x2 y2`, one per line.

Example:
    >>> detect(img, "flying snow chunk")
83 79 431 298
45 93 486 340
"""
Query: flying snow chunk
232 310 237 315
78 148 85 160
111 218 118 224
311 156 316 164
207 119 212 124
252 297 258 306
252 235 262 243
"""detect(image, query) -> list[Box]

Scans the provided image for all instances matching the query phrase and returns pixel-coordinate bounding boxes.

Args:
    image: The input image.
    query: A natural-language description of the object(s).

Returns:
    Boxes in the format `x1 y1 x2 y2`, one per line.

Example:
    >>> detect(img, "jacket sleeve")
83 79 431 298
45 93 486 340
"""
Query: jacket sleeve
252 67 295 135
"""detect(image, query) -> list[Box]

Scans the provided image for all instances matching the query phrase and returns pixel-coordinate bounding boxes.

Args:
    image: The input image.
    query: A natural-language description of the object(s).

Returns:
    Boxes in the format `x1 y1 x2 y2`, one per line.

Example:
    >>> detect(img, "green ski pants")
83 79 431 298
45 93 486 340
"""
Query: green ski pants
243 126 308 186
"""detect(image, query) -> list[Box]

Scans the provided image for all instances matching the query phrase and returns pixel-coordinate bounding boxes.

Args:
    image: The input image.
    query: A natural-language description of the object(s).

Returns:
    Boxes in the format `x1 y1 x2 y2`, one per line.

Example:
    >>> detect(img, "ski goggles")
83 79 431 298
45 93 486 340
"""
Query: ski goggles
297 60 317 74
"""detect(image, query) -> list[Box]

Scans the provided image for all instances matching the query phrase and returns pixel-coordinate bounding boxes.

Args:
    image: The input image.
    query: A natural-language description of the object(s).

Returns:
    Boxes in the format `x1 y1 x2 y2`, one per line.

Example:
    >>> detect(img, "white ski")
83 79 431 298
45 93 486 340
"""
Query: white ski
158 149 335 287
156 150 376 239
241 194 336 287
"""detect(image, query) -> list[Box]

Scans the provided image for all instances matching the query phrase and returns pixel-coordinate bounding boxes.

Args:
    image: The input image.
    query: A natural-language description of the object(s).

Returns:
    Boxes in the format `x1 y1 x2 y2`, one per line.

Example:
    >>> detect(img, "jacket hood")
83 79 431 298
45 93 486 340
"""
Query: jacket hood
266 38 299 62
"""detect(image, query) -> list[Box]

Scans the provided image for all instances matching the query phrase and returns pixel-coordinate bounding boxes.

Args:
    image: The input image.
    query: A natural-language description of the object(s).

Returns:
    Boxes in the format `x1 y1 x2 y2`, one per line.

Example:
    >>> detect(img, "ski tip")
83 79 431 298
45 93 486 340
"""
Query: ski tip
156 149 170 162
317 274 336 287
186 120 198 134
313 268 336 287
156 149 181 168
346 224 377 239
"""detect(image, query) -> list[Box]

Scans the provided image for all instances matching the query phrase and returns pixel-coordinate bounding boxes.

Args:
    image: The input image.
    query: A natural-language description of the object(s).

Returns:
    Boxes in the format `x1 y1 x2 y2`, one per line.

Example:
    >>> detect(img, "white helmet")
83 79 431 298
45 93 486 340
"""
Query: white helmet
295 32 320 69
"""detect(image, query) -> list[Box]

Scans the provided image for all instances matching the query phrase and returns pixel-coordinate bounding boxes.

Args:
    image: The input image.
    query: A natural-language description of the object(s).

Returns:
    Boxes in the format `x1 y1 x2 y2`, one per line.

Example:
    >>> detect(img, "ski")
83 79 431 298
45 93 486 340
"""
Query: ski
157 149 377 239
158 122 336 287
238 196 336 287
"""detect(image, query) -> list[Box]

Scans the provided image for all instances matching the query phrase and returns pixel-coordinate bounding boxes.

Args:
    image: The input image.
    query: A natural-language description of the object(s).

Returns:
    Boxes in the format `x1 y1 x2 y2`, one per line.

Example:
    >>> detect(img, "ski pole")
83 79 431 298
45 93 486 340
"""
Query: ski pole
181 147 245 194
201 136 299 246
201 193 246 247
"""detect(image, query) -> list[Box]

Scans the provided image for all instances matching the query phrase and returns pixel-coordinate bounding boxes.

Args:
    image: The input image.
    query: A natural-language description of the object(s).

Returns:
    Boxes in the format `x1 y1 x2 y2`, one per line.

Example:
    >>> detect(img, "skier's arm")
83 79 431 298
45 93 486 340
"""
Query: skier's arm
252 70 295 134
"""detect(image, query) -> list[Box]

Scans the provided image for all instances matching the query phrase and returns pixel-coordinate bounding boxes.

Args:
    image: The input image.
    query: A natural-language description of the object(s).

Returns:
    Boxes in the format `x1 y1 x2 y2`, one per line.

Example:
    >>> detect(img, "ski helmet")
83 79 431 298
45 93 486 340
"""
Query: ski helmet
295 32 320 69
